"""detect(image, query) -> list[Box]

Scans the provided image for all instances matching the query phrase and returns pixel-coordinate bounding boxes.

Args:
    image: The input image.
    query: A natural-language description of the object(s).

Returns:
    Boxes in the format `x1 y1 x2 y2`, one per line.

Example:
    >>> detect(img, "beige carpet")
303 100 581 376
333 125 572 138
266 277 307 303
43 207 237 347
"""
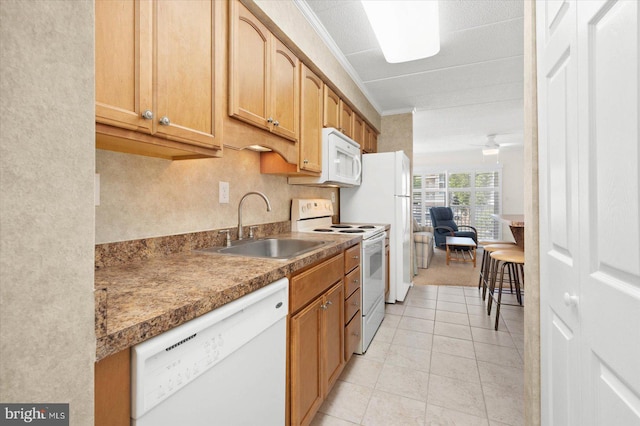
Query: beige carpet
414 247 482 287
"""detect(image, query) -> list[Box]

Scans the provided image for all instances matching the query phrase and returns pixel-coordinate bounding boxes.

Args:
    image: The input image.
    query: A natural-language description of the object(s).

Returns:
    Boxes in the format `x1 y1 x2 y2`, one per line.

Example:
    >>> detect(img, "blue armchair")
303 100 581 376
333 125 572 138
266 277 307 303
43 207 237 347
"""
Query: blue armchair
429 207 478 248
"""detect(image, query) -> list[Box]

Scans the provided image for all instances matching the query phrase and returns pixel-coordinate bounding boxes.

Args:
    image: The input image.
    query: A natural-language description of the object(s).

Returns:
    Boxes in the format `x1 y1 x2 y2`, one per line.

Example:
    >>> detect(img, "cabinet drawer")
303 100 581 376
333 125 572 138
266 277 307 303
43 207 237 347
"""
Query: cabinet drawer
344 243 361 273
344 287 361 325
344 266 360 298
291 253 344 313
344 312 362 361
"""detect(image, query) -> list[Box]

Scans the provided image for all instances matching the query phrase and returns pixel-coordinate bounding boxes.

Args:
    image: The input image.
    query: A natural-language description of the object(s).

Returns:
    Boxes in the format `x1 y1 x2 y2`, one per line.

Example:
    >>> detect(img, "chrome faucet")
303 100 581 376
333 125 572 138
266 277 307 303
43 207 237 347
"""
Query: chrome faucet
238 191 272 240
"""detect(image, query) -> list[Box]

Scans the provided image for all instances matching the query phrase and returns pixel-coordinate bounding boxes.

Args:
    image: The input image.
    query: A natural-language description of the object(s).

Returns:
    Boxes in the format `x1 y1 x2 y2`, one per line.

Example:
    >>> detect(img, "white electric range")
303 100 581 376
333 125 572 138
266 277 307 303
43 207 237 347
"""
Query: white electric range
292 199 386 354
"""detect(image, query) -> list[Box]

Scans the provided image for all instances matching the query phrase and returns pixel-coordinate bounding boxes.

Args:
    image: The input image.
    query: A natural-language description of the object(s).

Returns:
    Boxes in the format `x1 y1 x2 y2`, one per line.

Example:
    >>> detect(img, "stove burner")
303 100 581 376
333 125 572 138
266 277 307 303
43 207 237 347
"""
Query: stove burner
358 225 375 229
313 229 335 232
331 224 353 229
340 229 365 234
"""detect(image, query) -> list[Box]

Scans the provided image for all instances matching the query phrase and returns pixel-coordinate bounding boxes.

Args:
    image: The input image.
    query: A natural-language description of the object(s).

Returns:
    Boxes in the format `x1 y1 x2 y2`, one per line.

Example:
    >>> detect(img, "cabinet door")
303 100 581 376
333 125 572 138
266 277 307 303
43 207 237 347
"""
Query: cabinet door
95 0 152 133
95 348 130 426
322 282 345 395
364 123 374 153
155 0 222 149
299 65 323 173
323 85 340 129
290 298 323 426
271 38 299 142
339 101 354 138
229 0 270 130
353 113 365 150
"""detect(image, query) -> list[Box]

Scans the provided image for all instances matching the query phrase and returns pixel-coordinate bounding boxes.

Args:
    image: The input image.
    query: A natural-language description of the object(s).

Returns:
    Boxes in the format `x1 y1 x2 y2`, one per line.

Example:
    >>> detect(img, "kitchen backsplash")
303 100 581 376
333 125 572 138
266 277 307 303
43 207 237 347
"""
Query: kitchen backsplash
96 148 337 244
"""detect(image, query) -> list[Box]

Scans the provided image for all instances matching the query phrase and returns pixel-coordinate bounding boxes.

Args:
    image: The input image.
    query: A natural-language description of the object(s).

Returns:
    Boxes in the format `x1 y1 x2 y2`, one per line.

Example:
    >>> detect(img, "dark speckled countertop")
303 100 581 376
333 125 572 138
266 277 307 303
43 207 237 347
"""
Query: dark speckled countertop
94 232 361 361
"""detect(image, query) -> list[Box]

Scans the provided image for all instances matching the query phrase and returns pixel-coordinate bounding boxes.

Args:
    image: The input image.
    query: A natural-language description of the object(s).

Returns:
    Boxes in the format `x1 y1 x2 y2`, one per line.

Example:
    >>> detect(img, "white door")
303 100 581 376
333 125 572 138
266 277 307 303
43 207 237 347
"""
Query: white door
537 1 640 425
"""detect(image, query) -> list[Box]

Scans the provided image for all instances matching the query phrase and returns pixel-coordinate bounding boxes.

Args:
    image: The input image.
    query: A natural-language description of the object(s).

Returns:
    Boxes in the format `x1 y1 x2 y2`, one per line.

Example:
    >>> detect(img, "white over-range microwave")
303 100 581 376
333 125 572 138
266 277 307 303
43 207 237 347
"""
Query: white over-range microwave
288 127 362 187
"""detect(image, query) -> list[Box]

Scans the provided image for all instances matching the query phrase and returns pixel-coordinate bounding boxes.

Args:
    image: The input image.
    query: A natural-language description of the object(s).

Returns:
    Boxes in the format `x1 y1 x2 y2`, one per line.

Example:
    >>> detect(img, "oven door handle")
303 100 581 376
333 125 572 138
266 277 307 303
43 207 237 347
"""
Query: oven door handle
364 232 386 247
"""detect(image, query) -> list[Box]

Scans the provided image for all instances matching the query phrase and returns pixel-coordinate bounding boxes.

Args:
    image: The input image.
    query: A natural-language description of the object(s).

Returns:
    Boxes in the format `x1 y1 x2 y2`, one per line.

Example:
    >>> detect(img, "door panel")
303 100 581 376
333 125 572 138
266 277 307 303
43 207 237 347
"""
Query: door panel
537 0 581 424
578 1 640 424
539 0 640 424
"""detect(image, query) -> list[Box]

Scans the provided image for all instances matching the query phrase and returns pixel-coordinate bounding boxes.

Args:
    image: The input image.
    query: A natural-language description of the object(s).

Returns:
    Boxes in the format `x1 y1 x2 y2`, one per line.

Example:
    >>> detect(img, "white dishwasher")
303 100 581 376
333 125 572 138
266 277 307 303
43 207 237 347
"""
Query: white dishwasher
131 278 288 426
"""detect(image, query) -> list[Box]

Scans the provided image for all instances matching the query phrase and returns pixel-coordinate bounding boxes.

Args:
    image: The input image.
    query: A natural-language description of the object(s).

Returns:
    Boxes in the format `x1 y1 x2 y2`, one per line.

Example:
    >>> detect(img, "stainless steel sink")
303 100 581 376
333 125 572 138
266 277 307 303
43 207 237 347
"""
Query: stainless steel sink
196 238 327 260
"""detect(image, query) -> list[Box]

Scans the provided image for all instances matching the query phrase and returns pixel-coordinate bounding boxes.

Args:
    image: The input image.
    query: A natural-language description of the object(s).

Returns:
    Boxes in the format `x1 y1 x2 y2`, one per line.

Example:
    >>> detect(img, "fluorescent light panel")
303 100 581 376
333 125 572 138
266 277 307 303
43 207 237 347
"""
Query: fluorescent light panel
482 147 500 156
361 0 440 63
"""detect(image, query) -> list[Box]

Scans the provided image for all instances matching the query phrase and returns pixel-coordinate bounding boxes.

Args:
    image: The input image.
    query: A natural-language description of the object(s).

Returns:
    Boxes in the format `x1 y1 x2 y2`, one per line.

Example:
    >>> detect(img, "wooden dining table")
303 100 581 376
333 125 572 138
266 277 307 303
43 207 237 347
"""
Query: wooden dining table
491 214 525 249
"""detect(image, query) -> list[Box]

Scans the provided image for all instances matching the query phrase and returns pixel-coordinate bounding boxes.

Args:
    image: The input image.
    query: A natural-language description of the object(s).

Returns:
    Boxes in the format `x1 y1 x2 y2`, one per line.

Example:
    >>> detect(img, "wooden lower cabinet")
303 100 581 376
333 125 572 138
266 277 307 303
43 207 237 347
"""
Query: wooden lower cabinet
290 281 344 426
95 348 130 426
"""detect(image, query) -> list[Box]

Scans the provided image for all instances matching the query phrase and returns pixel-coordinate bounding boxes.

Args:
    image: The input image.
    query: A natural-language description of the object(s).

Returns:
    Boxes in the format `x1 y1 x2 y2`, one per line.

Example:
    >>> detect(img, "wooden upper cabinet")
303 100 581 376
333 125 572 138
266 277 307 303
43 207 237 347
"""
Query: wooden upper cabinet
154 0 222 148
299 64 323 174
363 123 378 153
323 84 355 138
339 101 354 138
271 38 300 141
95 0 152 134
95 0 223 158
323 85 340 129
229 0 299 142
353 113 365 151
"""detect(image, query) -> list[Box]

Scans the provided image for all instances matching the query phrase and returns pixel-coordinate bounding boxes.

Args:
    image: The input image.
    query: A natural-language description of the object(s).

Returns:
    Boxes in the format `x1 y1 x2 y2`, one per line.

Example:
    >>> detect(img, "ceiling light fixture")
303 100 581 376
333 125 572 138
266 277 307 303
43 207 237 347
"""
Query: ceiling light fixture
361 0 440 64
482 134 500 156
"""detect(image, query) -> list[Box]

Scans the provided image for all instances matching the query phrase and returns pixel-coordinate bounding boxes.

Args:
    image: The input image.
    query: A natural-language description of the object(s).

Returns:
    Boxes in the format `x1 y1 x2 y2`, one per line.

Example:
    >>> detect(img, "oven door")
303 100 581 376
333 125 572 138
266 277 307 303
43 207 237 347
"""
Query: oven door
361 232 386 315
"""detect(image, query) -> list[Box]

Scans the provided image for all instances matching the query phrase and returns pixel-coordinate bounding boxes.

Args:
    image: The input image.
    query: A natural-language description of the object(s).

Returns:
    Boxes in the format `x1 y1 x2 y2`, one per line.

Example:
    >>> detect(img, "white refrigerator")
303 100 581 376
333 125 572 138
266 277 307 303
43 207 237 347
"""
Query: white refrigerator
340 151 412 303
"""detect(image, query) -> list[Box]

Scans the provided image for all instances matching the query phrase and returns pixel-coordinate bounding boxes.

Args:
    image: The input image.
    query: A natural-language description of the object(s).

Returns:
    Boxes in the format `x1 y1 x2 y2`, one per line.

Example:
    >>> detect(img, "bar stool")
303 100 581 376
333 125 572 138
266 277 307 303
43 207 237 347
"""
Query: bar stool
478 243 519 300
486 249 525 330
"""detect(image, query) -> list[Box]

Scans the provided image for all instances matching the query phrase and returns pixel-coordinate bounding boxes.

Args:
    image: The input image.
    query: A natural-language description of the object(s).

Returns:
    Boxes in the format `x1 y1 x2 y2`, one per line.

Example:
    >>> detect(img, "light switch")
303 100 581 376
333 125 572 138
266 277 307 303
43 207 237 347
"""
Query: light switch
219 181 229 204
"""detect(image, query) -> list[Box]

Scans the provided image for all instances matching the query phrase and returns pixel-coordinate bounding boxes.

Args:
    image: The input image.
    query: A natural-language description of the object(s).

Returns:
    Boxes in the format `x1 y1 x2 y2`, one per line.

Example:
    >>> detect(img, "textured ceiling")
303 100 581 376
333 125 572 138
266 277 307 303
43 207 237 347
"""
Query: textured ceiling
298 0 525 154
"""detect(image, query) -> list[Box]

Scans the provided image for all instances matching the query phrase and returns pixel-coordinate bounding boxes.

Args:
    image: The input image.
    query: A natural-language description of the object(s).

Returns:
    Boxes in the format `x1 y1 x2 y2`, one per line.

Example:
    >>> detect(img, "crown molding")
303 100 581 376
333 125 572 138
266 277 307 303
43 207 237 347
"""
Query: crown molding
293 0 382 115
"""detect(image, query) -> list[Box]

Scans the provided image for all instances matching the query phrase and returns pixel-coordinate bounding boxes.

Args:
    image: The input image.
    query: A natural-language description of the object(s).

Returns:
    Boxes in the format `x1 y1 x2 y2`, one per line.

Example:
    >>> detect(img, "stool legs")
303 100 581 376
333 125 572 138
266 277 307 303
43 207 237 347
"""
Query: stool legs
486 258 525 331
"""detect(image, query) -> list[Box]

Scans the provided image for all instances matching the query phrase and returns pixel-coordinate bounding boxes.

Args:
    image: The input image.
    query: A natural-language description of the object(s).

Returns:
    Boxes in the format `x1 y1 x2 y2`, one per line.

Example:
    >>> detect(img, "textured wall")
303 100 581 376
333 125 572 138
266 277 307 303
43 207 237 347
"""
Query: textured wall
96 149 337 244
0 1 95 424
378 113 414 162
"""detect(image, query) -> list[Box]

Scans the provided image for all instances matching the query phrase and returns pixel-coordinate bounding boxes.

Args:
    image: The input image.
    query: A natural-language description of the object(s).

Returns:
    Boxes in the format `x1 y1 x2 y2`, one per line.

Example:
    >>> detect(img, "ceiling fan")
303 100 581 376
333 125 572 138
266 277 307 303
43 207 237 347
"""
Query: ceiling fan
472 134 523 155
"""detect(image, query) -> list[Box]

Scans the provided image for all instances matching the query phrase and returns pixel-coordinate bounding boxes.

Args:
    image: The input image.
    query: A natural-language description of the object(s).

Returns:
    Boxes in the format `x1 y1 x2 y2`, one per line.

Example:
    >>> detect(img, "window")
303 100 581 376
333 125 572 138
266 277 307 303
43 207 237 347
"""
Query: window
413 168 502 240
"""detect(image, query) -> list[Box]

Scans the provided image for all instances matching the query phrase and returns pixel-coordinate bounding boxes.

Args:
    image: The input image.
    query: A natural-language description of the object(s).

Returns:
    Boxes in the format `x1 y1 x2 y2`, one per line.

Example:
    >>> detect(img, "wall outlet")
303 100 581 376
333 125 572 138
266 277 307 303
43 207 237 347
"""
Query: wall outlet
219 181 229 204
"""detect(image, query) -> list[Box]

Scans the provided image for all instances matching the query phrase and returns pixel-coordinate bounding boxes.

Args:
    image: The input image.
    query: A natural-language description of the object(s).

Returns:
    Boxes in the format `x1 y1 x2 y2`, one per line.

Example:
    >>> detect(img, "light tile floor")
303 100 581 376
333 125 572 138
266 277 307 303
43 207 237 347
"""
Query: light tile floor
311 285 524 426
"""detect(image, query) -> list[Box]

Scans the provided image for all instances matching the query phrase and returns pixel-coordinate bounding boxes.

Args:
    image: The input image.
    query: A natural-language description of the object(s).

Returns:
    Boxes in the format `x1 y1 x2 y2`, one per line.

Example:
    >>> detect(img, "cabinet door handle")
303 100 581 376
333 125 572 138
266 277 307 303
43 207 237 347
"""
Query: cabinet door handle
303 159 309 164
159 116 171 126
267 117 273 123
352 255 359 260
141 110 154 120
320 300 333 310
273 120 279 127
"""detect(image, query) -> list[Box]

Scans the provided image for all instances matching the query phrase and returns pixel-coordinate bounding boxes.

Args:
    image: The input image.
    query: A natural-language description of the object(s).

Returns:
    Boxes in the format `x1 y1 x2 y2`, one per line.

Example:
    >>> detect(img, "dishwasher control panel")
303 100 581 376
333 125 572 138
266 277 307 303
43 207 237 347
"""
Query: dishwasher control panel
131 279 289 418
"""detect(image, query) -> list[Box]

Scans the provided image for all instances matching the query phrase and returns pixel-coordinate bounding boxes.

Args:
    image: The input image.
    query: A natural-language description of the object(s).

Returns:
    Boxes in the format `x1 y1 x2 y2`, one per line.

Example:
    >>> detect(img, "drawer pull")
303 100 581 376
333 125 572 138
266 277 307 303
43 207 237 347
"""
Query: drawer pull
352 255 359 260
320 300 333 310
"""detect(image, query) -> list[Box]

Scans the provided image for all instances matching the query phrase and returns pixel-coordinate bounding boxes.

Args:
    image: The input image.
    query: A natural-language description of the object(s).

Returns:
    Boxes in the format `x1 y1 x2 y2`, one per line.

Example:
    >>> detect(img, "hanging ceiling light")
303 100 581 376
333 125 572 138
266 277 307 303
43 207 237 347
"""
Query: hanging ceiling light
361 0 440 64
